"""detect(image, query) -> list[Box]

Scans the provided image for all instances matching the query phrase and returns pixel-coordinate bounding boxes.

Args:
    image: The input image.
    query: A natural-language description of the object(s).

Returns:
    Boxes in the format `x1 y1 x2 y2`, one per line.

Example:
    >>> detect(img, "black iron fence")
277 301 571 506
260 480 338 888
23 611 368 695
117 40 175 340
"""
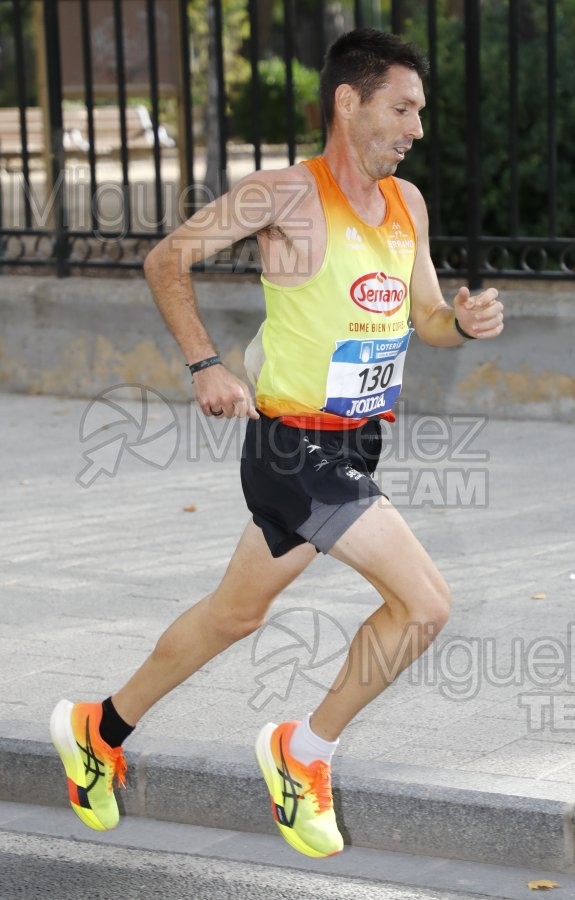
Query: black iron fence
0 0 573 287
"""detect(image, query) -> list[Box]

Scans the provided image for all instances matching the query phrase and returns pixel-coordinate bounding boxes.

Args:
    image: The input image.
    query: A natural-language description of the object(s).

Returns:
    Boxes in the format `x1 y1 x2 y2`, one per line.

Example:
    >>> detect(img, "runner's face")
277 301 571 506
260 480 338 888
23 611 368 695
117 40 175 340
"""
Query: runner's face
348 65 425 180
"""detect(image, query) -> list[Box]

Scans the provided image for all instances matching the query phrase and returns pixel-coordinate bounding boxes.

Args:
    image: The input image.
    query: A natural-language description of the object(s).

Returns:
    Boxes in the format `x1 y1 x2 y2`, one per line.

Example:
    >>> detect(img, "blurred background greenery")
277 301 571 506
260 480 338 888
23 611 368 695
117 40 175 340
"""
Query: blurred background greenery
1 0 572 239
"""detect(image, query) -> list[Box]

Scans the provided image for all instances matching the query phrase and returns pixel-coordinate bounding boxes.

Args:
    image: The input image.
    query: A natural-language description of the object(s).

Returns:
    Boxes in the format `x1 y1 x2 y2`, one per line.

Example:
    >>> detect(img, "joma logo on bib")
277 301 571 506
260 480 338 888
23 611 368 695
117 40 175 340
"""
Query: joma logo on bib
347 394 389 416
350 271 407 316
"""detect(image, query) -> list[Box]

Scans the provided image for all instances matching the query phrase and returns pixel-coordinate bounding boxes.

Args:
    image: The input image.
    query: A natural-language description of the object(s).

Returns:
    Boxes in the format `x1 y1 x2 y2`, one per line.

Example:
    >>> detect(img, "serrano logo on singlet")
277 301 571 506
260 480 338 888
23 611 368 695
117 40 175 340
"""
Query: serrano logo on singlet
349 271 407 316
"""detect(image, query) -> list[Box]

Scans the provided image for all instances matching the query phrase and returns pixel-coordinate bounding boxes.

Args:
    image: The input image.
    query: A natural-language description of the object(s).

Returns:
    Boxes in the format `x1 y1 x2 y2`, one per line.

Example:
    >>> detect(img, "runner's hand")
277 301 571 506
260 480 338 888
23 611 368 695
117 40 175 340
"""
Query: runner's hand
192 365 260 420
453 286 504 339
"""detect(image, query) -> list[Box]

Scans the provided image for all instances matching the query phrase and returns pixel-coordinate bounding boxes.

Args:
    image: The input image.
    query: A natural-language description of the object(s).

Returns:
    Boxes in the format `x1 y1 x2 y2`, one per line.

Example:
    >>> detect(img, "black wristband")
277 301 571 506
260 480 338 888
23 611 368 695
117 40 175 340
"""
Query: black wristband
454 317 476 340
186 355 222 379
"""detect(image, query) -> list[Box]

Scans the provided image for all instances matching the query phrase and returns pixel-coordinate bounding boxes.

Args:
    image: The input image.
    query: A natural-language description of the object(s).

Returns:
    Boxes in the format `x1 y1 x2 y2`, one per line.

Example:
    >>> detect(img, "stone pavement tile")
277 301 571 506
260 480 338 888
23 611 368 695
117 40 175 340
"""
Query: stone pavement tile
544 760 575 782
4 672 109 709
389 695 499 728
363 700 472 734
384 715 525 754
463 684 547 709
459 738 575 780
40 649 153 685
341 727 422 757
0 647 75 688
476 697 538 726
527 728 575 746
370 681 520 720
144 689 252 744
375 745 488 768
0 703 29 719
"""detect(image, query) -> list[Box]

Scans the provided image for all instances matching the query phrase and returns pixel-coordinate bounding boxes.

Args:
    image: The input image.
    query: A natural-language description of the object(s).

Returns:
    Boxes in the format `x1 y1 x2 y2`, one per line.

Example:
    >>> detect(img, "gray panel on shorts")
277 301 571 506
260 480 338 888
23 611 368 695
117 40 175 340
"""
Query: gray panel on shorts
295 494 381 554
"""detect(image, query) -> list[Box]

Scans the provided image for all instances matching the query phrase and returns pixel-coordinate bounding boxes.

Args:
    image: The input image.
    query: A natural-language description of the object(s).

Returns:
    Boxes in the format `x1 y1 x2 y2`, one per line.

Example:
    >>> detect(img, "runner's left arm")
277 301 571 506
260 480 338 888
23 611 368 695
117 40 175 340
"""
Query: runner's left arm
399 181 504 347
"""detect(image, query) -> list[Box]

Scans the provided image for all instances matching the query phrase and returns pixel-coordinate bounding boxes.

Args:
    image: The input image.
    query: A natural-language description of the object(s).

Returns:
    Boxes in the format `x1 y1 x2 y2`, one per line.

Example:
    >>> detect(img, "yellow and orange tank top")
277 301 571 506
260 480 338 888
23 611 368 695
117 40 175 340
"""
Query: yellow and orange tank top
246 155 417 429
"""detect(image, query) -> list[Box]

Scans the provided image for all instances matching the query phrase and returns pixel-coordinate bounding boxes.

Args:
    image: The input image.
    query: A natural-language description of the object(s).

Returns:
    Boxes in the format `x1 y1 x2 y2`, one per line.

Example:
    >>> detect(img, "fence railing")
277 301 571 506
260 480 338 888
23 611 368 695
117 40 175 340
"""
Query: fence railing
0 0 573 287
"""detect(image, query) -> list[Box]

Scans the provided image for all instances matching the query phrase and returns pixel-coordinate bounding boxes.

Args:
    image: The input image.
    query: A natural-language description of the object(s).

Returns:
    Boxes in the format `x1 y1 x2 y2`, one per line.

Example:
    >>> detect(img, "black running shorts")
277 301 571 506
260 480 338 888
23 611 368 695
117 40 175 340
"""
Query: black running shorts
240 413 385 557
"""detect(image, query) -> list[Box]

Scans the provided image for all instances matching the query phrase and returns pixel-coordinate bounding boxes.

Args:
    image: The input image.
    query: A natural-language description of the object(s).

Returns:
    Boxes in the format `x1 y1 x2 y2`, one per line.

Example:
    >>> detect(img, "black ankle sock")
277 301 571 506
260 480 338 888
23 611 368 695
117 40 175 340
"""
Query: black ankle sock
99 697 135 748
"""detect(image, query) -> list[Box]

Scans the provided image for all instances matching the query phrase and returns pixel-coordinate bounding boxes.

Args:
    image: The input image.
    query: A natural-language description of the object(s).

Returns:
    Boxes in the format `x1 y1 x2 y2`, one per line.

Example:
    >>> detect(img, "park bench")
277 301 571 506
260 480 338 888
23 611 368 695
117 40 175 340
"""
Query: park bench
0 104 175 168
0 107 50 166
68 105 176 158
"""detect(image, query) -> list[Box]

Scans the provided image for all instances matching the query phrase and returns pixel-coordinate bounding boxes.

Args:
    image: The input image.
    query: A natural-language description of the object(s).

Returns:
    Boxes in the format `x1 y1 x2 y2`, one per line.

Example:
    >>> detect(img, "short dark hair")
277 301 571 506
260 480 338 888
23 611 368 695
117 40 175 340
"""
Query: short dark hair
320 28 429 128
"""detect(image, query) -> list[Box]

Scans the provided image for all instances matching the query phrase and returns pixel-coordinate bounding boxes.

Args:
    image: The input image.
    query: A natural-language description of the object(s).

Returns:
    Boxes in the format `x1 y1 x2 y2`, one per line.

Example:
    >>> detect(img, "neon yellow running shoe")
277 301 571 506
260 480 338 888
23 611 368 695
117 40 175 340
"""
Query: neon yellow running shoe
255 720 344 858
50 699 127 831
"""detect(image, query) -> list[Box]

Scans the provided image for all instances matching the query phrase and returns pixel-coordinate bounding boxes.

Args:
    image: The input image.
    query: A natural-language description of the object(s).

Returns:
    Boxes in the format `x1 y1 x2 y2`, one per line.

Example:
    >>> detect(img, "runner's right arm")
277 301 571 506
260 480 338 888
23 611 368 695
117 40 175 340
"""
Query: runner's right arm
144 172 281 419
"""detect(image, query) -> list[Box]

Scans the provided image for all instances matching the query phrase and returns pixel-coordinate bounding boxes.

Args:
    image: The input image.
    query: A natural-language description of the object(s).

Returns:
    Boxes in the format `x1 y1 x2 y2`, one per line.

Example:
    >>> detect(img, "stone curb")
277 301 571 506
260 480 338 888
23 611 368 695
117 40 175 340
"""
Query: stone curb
2 733 574 873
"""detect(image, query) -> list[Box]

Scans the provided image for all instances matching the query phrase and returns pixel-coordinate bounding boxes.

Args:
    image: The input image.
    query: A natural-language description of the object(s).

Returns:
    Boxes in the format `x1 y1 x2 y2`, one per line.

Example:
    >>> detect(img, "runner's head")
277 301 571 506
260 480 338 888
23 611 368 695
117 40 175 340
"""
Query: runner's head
320 28 429 131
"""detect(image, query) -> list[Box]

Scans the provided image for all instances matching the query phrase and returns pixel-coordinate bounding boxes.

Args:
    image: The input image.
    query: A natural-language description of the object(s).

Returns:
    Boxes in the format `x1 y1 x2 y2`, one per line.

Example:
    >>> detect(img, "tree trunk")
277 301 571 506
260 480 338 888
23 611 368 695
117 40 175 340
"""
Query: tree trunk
203 0 225 199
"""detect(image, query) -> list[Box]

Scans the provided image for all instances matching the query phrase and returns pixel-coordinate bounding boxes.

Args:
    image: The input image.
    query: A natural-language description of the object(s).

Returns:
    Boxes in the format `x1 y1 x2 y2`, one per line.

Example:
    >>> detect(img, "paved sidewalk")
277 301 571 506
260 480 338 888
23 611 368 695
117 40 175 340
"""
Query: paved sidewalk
1 392 575 869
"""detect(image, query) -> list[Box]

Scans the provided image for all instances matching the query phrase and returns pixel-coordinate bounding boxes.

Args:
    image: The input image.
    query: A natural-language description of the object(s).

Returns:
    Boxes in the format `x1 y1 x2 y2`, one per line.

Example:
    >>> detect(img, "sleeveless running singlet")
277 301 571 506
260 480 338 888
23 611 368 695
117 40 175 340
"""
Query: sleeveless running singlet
247 156 417 429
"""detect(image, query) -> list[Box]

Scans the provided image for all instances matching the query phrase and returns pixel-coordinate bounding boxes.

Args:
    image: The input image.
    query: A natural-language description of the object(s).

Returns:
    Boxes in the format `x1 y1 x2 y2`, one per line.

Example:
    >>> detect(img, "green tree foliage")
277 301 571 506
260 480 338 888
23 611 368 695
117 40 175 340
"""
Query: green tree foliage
187 0 250 128
0 0 35 107
231 56 320 143
397 0 575 238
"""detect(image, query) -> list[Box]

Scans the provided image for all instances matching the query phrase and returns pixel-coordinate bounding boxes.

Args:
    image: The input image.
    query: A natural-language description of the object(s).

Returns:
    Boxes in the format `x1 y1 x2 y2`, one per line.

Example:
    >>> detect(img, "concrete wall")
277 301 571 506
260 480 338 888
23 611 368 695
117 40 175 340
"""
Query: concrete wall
1 274 574 420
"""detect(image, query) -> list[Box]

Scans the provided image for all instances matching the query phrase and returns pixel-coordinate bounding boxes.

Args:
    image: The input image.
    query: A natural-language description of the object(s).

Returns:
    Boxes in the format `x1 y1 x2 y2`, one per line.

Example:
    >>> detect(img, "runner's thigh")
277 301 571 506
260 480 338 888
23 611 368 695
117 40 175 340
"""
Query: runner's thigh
212 519 317 618
328 497 450 615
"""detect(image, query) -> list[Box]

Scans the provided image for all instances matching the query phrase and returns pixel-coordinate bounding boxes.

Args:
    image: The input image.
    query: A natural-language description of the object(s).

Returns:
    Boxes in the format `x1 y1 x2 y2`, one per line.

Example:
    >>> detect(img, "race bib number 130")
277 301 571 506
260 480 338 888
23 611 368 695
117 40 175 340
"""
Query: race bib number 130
322 329 413 419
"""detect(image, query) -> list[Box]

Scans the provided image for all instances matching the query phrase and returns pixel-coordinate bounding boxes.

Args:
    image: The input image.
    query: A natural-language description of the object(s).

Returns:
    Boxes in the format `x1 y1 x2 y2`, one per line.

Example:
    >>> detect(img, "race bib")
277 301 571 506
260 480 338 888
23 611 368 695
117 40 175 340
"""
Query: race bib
322 329 413 418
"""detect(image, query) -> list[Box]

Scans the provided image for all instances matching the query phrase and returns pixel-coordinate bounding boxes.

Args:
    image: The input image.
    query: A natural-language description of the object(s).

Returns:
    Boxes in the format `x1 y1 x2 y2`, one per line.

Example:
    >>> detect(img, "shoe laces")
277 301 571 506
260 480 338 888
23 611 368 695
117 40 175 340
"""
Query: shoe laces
304 760 333 813
105 746 127 791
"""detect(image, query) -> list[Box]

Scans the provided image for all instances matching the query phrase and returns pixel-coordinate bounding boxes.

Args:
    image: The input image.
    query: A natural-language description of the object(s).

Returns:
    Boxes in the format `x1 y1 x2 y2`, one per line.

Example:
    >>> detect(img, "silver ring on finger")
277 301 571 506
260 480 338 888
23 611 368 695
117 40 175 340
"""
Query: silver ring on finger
209 407 224 417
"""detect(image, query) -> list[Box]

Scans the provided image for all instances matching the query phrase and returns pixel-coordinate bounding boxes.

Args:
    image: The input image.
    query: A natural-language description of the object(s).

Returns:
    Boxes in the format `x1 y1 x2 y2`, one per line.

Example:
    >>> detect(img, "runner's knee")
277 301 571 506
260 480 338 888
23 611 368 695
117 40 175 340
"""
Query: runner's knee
216 611 265 641
206 593 268 641
410 572 451 632
429 578 451 630
376 568 451 633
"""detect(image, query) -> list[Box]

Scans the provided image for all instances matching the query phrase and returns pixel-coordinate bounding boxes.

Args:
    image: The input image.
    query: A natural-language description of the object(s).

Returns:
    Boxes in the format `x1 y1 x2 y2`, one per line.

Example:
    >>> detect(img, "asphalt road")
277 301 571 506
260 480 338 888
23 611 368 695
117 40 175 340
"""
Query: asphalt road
0 830 511 900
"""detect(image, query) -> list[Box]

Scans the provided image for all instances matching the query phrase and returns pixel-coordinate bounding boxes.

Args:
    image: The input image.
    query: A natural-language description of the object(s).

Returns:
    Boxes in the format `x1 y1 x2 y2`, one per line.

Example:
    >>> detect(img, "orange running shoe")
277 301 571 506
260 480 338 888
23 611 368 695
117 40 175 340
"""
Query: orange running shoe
50 699 127 831
255 720 344 858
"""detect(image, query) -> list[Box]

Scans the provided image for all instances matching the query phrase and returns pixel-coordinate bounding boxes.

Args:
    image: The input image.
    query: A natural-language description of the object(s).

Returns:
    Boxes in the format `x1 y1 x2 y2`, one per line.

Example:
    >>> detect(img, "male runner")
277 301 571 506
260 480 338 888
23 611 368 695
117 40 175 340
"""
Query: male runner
51 28 504 858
